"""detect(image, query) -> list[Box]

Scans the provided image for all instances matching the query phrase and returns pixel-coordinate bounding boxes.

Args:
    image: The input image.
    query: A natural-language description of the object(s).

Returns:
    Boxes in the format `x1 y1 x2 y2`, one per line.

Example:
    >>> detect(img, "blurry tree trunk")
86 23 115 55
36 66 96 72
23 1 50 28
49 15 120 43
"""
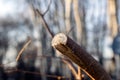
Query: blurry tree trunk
107 0 119 79
65 0 72 34
31 6 48 80
116 0 120 31
116 2 120 79
52 33 112 80
107 0 118 37
73 0 82 44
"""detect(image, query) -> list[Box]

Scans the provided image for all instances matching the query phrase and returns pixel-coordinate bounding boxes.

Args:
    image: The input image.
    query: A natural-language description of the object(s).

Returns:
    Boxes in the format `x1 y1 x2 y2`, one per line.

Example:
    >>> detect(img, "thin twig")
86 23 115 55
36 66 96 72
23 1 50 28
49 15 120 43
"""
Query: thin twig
67 26 74 35
36 9 54 38
78 66 82 80
62 59 78 78
43 0 52 16
16 39 31 61
15 69 70 79
31 0 54 38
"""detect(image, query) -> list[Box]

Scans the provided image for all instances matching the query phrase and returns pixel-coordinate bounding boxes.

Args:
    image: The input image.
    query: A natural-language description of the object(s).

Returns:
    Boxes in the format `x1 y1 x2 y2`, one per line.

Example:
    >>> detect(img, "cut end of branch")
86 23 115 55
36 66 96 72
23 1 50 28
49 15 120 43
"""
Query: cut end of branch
52 33 67 47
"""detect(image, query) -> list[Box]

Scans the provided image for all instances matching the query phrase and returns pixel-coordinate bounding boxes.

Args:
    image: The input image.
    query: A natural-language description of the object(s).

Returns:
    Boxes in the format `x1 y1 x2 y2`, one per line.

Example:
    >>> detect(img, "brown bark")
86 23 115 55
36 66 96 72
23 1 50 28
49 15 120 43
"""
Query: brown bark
52 33 112 80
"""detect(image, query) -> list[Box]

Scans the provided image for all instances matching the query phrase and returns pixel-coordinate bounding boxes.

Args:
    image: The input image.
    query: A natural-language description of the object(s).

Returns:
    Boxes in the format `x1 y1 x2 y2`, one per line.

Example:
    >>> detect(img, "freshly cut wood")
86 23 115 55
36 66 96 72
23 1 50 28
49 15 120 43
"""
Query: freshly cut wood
52 33 112 80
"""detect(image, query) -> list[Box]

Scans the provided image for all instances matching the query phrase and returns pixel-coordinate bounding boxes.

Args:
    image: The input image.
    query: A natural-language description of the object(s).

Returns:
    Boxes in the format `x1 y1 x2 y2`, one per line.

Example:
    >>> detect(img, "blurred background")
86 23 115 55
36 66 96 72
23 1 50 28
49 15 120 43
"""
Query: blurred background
0 0 120 80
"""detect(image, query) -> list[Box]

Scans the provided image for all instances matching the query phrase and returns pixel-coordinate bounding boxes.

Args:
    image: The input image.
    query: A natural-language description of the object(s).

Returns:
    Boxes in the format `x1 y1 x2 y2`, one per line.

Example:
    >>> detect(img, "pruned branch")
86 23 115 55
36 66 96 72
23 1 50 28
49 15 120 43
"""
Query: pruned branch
52 33 112 80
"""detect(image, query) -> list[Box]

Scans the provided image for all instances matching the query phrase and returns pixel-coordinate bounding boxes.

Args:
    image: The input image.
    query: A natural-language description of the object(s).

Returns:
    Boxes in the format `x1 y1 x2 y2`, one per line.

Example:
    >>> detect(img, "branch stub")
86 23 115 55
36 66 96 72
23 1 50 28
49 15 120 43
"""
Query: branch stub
52 33 67 47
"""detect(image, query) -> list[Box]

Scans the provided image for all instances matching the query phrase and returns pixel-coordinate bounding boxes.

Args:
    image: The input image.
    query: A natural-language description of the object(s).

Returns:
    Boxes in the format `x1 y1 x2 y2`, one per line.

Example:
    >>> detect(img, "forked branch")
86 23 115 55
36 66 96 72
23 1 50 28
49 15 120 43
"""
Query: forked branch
36 9 54 37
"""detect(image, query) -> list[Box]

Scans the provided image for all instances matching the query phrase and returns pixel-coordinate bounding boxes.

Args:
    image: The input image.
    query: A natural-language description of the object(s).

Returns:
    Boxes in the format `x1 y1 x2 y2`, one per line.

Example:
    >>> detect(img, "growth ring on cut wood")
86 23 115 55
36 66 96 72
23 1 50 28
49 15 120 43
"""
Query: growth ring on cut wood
52 33 67 47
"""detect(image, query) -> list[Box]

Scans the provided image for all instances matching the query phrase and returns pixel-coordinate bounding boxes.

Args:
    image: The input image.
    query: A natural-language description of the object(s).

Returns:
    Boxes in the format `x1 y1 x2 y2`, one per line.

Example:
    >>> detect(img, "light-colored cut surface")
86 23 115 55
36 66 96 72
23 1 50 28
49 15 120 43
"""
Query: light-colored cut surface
52 33 67 47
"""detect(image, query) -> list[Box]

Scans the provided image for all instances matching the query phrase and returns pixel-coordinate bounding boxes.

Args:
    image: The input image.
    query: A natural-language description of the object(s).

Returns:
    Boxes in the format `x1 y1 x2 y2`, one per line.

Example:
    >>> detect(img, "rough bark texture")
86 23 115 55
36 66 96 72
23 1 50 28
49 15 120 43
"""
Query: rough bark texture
52 33 112 80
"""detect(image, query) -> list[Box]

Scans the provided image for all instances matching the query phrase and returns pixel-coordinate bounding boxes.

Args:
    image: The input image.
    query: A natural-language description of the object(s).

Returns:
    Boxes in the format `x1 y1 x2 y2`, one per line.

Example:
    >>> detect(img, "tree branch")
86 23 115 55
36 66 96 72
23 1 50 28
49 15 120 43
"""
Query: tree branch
16 39 31 61
62 59 78 79
31 0 54 38
52 33 112 80
36 9 54 38
43 0 52 16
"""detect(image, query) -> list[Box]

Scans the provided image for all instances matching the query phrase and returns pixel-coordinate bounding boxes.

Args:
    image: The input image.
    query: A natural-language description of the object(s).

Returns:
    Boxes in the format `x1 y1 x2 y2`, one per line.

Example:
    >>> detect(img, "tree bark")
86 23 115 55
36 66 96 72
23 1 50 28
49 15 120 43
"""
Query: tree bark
51 33 112 80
